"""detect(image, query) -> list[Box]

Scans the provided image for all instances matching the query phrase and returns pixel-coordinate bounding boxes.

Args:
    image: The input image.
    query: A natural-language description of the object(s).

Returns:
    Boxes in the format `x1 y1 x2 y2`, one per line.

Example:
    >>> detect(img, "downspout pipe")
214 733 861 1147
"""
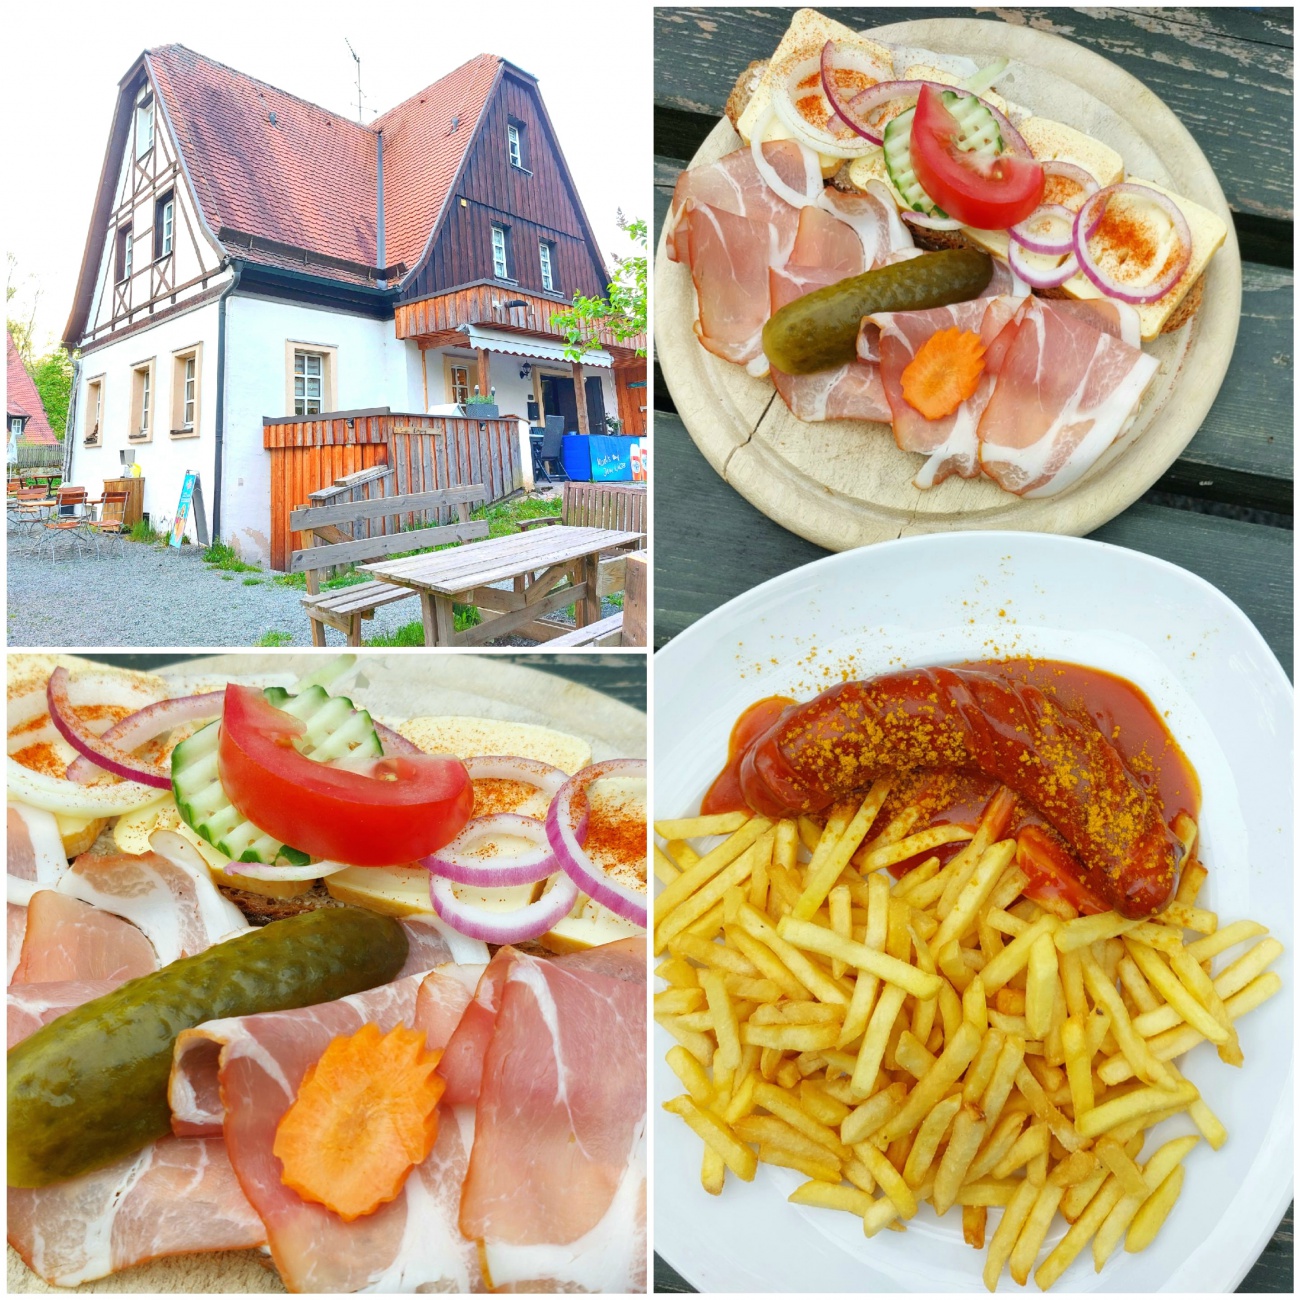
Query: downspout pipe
63 355 82 485
212 259 243 543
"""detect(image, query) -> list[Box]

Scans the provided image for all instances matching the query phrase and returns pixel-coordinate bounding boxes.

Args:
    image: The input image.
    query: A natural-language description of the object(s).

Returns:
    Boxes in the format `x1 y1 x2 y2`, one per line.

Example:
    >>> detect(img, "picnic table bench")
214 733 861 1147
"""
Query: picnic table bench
654 6 1292 1293
289 484 487 645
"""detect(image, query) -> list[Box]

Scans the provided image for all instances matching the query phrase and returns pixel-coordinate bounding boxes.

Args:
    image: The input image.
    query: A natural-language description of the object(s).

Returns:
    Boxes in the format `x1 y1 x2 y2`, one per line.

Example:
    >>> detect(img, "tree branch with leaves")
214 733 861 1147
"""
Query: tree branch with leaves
550 213 646 362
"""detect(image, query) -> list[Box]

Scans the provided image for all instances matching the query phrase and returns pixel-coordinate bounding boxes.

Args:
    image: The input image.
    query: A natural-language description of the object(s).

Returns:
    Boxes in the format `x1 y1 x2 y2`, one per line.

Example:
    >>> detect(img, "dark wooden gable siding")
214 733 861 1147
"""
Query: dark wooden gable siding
400 71 608 303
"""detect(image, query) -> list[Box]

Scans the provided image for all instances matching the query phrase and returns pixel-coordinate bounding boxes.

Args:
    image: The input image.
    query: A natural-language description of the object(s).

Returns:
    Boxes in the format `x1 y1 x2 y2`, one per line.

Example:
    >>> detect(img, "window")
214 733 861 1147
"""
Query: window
539 240 556 292
155 192 174 259
10 416 26 440
491 223 512 280
116 225 134 283
170 345 202 435
136 98 154 159
129 360 154 441
85 376 105 445
507 120 525 169
294 351 324 415
447 361 471 406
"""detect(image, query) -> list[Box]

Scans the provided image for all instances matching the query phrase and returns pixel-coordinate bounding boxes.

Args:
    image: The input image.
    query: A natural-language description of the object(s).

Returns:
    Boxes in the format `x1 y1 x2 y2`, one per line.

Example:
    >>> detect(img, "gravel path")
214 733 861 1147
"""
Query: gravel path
7 533 619 648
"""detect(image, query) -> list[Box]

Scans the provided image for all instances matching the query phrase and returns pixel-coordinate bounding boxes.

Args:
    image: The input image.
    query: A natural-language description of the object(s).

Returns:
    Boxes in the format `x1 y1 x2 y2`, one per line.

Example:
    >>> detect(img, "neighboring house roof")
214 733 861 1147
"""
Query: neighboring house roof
66 46 574 343
6 333 58 446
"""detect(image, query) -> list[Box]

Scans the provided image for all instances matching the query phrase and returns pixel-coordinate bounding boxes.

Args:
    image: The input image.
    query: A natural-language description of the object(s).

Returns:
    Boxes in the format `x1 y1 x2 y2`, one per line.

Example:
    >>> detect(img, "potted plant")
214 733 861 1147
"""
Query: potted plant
466 388 499 419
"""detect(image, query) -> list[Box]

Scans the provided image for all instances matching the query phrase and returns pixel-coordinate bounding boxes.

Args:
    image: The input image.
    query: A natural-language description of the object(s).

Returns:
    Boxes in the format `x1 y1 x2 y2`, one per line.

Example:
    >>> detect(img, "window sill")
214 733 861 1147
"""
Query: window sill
170 427 199 439
493 276 519 287
129 433 152 443
83 438 101 448
153 253 173 265
510 164 533 176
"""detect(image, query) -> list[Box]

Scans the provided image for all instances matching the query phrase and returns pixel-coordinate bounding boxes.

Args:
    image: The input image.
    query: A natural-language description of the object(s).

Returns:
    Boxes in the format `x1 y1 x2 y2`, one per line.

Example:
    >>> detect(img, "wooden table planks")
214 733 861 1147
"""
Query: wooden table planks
654 8 1293 1294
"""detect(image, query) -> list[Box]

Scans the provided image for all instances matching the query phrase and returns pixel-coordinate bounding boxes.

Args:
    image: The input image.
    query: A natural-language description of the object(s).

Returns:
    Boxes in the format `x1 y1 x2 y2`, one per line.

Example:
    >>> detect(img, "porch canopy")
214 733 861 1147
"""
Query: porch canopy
395 281 647 437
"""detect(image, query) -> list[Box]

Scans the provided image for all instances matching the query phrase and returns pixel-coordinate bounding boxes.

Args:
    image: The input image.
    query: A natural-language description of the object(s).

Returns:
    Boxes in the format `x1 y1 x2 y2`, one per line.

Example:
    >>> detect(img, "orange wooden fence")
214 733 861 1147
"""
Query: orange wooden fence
263 409 523 571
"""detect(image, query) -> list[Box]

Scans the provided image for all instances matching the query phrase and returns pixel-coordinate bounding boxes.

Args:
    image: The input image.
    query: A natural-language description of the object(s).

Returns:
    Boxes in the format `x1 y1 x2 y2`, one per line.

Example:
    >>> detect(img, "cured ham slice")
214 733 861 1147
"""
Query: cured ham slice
7 802 68 905
11 889 157 985
8 978 123 1047
771 362 892 423
459 944 646 1288
60 838 247 965
869 296 1025 486
396 914 486 976
1042 294 1143 348
170 965 483 1293
7 1137 265 1288
8 900 27 982
978 297 1159 497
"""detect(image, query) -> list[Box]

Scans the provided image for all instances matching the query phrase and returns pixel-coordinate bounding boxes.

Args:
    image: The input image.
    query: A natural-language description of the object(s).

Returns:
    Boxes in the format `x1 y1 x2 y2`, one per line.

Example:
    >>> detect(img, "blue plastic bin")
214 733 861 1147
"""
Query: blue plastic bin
561 434 591 481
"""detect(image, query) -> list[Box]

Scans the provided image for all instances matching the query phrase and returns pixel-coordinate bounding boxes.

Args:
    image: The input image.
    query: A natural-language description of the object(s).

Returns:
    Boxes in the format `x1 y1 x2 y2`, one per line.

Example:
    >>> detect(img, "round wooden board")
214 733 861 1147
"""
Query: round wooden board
9 653 644 1295
656 17 1243 550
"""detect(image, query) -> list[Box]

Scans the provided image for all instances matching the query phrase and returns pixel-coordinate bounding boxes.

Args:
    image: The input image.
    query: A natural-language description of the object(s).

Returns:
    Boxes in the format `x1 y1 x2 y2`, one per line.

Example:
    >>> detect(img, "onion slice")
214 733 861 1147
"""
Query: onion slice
902 209 966 233
545 759 647 928
66 692 223 785
1008 240 1080 290
463 755 569 801
46 667 173 790
373 722 424 756
223 857 349 882
750 106 822 209
1008 203 1078 256
841 79 1033 158
429 872 579 944
1073 183 1192 305
423 813 564 888
1040 160 1099 210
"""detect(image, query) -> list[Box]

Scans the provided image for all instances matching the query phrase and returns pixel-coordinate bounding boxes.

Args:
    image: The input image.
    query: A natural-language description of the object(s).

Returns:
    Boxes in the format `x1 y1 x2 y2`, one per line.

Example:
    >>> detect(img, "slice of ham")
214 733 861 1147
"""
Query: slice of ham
459 942 646 1268
868 296 1025 487
8 900 27 982
170 965 484 1293
771 362 892 423
8 978 123 1047
60 841 247 965
7 1137 265 1288
7 802 68 905
11 889 157 985
978 297 1159 497
1041 294 1143 348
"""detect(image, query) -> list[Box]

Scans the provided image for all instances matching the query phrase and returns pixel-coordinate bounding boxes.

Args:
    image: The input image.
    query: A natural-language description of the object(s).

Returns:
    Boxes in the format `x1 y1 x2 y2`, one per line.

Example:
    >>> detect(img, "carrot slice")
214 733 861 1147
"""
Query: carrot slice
274 1023 445 1221
899 327 987 420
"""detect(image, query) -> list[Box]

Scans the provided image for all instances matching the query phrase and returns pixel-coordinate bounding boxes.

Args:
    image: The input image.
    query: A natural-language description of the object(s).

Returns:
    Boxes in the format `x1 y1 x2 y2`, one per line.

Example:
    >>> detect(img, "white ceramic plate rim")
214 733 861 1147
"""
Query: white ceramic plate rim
653 532 1292 1293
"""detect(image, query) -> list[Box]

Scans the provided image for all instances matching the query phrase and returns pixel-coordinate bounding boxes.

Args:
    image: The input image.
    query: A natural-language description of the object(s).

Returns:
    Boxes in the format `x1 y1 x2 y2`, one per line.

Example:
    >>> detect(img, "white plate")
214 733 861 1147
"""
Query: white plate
653 532 1292 1293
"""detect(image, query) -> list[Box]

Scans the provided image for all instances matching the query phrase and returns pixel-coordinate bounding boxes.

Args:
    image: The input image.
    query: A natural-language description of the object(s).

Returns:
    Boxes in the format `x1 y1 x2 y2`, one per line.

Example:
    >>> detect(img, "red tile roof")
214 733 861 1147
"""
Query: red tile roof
372 53 501 271
145 45 502 279
6 333 58 445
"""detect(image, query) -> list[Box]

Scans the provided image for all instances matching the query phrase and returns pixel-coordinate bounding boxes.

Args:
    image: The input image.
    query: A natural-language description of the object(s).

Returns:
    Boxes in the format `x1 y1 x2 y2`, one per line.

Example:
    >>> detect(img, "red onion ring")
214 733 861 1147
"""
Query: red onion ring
429 872 579 944
47 667 174 789
1008 203 1077 256
65 691 223 785
373 722 424 756
1072 183 1192 305
463 755 569 801
841 79 1033 158
423 812 570 887
1007 240 1080 289
1040 160 1100 211
749 107 822 209
545 759 647 928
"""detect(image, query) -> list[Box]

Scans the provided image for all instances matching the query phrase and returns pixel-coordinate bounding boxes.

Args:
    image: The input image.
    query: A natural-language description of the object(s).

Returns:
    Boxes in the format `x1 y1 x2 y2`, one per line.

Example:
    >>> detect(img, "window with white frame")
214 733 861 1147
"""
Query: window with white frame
130 362 153 439
136 99 154 158
539 240 556 292
155 192 174 258
507 120 526 169
116 226 133 283
182 358 196 427
171 346 201 435
85 377 104 445
10 416 25 440
448 362 471 405
491 224 511 279
294 351 324 416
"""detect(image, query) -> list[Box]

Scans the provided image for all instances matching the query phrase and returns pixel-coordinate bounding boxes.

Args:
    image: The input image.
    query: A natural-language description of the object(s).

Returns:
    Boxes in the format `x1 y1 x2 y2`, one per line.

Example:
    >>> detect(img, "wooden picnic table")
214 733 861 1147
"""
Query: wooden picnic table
655 7 1292 1293
359 524 643 647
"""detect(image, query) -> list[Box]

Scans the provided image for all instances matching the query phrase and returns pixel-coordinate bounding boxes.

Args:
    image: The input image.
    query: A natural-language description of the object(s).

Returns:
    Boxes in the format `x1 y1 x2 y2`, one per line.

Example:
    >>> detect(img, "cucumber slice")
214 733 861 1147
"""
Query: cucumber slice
882 92 1003 217
171 686 382 865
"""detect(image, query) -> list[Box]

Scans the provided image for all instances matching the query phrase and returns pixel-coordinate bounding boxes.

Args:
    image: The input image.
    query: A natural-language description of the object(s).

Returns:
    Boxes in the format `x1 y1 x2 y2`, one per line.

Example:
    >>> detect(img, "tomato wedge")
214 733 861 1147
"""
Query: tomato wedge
217 684 473 867
910 84 1044 229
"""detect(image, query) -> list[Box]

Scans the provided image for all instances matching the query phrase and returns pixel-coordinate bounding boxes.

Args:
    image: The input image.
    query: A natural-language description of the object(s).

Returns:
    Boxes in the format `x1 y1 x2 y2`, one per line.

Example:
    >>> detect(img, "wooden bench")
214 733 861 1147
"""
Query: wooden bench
544 611 625 647
522 480 647 544
289 485 488 645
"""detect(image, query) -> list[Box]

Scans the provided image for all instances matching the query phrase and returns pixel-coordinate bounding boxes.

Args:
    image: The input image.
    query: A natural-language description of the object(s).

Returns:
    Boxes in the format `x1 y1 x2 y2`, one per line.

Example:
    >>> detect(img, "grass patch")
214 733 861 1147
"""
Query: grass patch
363 604 480 648
203 540 261 573
274 569 368 591
127 519 161 544
256 630 294 647
242 577 263 586
472 495 561 539
607 592 625 610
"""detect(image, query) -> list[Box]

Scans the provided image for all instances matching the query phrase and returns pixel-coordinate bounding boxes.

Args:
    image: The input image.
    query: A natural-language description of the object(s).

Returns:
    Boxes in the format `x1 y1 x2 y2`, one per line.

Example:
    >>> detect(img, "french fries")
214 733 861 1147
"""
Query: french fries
656 800 1282 1291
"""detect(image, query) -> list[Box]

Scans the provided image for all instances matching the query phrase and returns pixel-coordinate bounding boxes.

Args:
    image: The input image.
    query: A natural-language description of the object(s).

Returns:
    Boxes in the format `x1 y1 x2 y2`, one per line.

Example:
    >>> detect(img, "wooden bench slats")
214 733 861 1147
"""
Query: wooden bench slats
289 519 489 572
290 486 483 531
545 612 625 647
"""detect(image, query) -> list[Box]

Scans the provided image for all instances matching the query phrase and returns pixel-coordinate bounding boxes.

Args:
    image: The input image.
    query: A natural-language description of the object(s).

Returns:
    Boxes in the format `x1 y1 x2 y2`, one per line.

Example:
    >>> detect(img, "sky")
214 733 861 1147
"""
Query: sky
4 0 651 354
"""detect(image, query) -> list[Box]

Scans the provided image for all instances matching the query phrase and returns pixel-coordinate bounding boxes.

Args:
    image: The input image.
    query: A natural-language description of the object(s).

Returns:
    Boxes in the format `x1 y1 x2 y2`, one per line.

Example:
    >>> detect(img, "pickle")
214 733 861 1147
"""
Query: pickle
762 249 994 375
8 907 408 1188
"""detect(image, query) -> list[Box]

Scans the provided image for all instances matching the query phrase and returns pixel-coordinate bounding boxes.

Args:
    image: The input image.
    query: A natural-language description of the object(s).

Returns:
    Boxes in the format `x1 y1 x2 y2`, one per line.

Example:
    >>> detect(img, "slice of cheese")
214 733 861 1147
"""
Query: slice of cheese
393 716 592 775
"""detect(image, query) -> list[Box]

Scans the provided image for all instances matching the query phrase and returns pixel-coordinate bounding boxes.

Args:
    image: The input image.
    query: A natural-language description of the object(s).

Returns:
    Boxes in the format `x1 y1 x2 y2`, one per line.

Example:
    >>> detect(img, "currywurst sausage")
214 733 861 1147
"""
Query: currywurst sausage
738 666 1181 918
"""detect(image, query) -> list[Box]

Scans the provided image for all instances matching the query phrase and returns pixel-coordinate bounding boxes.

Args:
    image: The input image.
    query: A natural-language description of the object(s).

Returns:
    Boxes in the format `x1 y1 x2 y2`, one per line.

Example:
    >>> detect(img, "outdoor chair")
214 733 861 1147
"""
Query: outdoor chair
539 415 569 482
530 428 550 486
91 490 131 552
34 486 95 564
9 486 51 547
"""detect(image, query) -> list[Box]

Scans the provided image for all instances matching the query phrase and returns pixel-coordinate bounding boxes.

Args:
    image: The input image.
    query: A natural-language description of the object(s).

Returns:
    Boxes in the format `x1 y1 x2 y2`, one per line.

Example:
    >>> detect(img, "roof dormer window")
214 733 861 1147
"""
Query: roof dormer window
136 97 154 159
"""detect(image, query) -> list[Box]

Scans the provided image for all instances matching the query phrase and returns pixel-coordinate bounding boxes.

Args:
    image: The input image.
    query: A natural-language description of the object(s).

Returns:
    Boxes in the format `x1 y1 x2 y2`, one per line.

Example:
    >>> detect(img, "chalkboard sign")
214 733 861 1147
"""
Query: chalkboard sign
169 471 210 547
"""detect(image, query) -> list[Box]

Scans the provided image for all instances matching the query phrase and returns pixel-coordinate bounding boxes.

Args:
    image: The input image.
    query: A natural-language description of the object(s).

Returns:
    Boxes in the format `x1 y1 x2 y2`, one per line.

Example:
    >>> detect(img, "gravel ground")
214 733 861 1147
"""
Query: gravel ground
6 532 620 648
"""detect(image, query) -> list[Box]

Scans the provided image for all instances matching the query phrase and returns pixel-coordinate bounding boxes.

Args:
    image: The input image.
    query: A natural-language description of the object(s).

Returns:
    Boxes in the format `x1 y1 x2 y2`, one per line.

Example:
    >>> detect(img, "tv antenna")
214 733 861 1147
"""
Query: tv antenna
345 38 363 123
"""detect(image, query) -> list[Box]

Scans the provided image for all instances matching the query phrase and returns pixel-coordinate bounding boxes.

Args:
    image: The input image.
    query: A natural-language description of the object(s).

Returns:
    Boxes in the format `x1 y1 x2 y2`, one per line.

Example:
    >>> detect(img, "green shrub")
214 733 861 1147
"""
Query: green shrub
255 630 294 647
203 540 260 573
127 518 161 544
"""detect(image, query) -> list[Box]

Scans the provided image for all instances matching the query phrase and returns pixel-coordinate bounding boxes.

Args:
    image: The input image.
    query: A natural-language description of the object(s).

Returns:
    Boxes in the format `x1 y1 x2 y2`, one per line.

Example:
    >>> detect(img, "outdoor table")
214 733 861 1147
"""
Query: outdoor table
358 524 643 647
654 7 1291 1292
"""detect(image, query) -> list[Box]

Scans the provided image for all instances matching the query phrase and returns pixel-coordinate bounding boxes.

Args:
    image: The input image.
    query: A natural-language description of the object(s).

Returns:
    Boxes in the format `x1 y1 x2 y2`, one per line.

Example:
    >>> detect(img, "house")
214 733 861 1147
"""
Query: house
63 45 646 566
7 331 60 461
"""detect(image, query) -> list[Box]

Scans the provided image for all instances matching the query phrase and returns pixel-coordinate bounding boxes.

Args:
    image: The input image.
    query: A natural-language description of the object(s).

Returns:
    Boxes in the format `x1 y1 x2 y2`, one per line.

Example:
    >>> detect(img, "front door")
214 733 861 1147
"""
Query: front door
540 373 579 434
585 376 607 434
